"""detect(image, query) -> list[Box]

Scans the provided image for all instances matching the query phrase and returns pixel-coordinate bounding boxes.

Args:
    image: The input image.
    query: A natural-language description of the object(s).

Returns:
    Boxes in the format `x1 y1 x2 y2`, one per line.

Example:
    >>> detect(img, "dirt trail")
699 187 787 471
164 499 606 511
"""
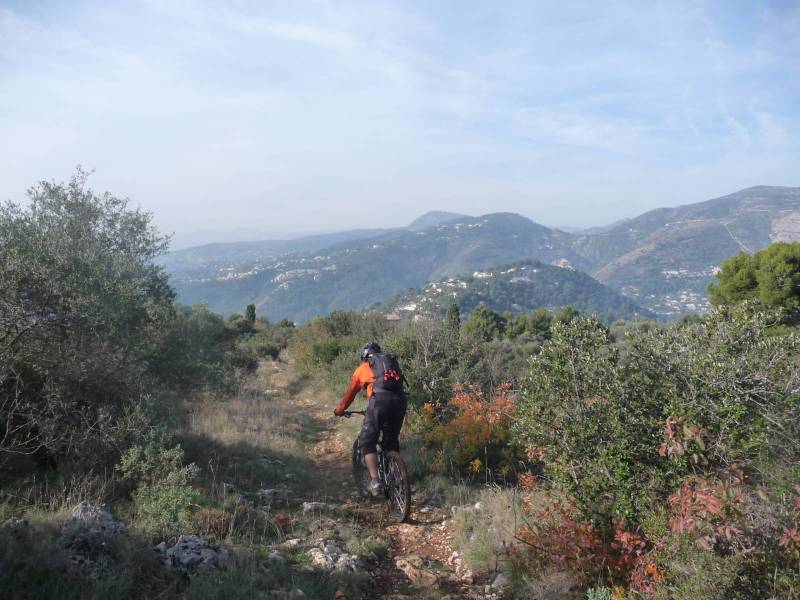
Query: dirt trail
267 359 493 599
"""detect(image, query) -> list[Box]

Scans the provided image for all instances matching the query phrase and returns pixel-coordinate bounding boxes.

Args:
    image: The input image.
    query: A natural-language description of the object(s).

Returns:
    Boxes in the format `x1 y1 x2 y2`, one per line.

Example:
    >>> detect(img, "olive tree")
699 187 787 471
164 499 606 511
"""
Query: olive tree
0 170 174 465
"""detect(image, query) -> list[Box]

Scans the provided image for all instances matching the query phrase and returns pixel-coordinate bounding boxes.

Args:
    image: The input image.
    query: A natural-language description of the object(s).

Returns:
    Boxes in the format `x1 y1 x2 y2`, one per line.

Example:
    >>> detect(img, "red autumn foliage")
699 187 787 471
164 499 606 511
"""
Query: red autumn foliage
667 476 726 534
514 491 663 594
667 469 750 553
272 512 293 527
629 556 664 596
779 484 800 560
514 494 605 580
794 484 800 516
424 384 516 473
658 415 709 465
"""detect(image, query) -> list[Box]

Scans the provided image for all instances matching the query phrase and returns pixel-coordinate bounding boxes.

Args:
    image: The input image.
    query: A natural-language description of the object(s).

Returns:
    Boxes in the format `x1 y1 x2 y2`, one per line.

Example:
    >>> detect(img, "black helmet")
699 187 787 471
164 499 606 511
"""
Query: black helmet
361 341 381 362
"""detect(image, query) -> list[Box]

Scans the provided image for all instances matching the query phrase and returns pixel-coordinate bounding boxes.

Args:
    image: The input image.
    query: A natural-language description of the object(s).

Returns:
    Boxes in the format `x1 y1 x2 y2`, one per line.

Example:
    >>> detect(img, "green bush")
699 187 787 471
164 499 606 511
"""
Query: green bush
626 303 800 474
312 337 345 365
586 588 612 600
514 306 800 529
513 316 664 525
118 428 199 539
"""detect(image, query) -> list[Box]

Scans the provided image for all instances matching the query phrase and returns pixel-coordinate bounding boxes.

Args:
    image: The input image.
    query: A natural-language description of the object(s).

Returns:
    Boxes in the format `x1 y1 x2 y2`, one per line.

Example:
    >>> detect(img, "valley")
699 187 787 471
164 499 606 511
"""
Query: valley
163 186 800 322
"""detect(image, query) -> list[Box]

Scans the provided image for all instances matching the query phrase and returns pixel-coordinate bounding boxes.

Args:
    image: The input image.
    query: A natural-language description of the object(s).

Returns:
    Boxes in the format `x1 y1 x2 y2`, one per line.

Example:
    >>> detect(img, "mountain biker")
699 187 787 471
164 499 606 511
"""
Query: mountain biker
334 342 407 497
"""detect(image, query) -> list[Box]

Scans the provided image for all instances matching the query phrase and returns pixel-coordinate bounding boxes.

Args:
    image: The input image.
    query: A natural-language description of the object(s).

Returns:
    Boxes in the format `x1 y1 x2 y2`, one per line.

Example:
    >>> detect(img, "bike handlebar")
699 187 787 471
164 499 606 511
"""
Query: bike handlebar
341 410 365 418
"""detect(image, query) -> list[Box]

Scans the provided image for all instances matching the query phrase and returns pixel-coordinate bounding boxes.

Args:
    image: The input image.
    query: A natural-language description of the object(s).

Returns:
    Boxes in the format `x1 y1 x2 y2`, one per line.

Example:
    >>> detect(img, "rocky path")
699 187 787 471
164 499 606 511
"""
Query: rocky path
266 360 505 600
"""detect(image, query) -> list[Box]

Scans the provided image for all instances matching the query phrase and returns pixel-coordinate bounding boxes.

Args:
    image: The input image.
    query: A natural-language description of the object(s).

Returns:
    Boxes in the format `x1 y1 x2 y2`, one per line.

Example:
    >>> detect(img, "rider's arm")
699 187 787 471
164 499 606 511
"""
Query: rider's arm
335 363 373 415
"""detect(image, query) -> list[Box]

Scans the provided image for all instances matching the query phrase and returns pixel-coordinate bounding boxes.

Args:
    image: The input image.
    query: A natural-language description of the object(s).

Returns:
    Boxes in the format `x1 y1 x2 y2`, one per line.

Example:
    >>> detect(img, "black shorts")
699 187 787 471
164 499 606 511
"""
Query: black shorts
358 393 407 454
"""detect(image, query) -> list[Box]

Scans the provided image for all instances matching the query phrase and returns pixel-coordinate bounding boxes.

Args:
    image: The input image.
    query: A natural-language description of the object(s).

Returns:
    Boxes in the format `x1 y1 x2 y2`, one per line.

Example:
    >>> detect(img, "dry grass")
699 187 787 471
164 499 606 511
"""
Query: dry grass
452 486 523 574
187 390 306 458
175 360 334 500
1 471 113 517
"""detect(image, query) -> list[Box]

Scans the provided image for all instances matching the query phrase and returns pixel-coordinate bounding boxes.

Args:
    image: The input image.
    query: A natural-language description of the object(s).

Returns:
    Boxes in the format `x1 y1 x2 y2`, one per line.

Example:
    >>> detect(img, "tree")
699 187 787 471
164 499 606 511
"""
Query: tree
529 308 554 337
0 169 173 464
709 242 800 314
462 304 505 343
245 303 256 324
554 305 580 325
445 303 461 332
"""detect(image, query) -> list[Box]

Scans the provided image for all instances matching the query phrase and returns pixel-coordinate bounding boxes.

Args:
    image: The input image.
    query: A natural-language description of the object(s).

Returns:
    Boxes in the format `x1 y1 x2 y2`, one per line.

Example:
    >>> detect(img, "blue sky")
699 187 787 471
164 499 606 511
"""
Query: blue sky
1 1 798 240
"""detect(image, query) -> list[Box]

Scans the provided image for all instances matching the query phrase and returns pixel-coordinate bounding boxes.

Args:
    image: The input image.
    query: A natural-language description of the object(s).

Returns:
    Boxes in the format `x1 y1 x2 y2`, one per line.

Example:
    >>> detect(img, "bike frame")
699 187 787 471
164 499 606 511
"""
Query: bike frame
342 409 410 522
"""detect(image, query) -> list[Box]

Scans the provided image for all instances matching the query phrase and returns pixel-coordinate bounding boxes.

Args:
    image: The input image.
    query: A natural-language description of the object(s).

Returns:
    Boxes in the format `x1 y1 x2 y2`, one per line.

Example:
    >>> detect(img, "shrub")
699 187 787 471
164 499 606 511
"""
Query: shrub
118 428 199 539
513 316 665 524
424 384 518 478
384 314 460 408
512 306 800 596
628 303 800 477
586 588 612 600
312 337 345 365
452 487 521 574
150 304 247 393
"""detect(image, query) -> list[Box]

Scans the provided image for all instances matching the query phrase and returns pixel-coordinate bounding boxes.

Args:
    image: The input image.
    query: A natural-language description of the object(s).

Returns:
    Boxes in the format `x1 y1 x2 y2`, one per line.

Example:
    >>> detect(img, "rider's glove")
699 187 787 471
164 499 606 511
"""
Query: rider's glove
334 408 344 417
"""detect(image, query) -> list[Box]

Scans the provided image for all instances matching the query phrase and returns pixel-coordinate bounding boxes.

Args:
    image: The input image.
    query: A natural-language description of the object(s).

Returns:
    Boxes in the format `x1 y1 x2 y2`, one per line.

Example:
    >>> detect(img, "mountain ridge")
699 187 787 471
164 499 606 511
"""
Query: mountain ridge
166 185 800 320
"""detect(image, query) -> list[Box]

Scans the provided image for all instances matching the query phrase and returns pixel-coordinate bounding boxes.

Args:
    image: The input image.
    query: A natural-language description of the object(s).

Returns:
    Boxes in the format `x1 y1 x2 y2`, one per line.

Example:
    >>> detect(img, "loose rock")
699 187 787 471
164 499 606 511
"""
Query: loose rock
280 538 304 550
307 539 367 574
157 534 236 573
60 502 126 578
394 555 439 588
302 501 336 513
491 572 510 589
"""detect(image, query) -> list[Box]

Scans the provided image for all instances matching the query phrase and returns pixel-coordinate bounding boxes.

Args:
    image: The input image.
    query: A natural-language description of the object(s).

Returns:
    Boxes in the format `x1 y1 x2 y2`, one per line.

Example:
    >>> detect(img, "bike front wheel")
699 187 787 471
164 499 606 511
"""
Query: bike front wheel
383 451 411 523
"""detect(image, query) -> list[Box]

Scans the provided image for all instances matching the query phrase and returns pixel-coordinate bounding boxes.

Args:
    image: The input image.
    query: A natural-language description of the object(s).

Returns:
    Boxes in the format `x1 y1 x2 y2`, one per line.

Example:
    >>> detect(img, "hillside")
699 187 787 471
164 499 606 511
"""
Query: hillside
172 213 587 321
378 261 654 323
160 227 394 281
161 211 471 282
572 186 800 314
167 186 800 321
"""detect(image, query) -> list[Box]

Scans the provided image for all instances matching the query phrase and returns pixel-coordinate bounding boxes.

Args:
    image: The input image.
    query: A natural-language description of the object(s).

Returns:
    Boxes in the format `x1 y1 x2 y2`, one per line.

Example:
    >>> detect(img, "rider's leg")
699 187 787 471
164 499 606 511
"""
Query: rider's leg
364 452 379 479
358 397 382 494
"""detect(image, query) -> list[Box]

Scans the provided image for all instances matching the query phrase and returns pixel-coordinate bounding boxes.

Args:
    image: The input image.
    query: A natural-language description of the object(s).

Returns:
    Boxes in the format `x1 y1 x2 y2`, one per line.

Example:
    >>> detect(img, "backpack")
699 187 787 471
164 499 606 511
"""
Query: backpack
369 352 405 396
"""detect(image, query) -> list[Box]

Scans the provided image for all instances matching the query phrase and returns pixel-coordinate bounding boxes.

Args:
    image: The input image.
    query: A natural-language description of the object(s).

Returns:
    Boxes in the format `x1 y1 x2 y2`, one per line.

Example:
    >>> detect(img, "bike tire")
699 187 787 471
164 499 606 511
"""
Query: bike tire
384 451 411 523
351 438 370 499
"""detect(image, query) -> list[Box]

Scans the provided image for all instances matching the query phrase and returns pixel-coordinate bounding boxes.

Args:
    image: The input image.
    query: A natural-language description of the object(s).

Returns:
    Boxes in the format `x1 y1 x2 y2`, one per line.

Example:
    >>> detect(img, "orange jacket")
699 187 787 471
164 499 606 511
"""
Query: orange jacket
335 362 375 414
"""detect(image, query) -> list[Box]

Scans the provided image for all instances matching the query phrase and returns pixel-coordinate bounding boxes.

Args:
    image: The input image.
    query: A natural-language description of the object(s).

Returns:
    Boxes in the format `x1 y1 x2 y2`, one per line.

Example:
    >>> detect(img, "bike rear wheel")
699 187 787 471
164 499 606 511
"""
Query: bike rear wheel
352 438 370 498
383 451 411 523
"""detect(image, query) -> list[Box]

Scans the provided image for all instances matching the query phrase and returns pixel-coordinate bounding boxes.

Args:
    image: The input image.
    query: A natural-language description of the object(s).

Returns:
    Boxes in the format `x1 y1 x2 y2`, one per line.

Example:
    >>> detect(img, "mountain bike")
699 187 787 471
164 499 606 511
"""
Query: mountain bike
342 410 411 523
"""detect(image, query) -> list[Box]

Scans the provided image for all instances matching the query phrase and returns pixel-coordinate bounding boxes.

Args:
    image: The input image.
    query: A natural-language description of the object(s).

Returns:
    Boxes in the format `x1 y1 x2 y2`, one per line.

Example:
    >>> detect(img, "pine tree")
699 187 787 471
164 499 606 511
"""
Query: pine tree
245 303 256 324
446 303 461 331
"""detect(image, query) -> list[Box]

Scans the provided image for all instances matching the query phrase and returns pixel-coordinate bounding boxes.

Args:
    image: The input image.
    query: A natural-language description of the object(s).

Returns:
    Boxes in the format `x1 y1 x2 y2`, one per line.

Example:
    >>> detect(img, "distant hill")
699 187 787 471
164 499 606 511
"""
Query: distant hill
160 228 395 280
171 213 587 321
571 186 800 314
162 212 469 281
408 211 469 231
378 261 654 323
166 186 800 321
559 218 632 236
